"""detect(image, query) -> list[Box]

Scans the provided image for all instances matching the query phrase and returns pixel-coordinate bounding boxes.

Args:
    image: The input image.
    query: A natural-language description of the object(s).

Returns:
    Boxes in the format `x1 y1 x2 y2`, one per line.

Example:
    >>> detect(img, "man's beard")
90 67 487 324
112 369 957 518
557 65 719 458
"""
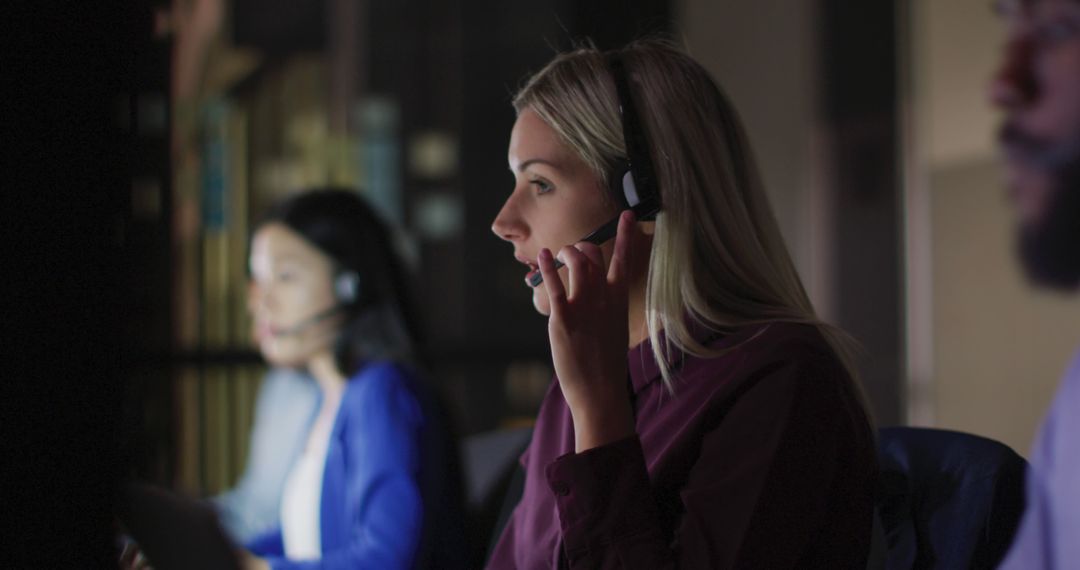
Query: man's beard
1001 123 1080 290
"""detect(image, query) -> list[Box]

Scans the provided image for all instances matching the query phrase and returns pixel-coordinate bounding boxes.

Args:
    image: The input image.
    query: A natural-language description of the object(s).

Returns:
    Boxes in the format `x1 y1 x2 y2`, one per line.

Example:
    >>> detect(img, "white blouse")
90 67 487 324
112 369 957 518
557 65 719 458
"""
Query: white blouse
279 399 340 560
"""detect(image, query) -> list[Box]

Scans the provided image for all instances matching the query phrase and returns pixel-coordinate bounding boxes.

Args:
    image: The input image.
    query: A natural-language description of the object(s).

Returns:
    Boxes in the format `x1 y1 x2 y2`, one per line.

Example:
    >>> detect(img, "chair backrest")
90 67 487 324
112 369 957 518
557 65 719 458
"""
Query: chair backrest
876 427 1027 569
460 426 533 566
462 426 533 509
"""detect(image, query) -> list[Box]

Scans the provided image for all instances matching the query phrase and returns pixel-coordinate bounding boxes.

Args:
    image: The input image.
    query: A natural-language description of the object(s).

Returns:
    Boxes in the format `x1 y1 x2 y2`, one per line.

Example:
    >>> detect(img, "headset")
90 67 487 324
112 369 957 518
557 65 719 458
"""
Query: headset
527 51 663 287
334 270 361 304
270 270 361 337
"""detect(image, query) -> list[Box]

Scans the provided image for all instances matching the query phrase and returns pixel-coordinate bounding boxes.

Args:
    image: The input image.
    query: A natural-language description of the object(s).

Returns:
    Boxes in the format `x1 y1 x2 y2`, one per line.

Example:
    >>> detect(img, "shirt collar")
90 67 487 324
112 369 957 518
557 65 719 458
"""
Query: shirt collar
627 333 666 395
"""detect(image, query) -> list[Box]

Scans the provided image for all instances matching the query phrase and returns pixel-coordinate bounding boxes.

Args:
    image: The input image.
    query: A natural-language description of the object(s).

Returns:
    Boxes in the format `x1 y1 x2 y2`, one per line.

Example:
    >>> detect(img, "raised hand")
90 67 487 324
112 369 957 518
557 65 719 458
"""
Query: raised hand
537 210 639 452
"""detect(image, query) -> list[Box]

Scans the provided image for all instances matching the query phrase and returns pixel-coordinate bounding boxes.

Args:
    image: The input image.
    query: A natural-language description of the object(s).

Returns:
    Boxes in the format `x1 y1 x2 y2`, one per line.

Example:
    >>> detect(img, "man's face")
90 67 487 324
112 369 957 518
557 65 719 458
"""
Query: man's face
991 0 1080 289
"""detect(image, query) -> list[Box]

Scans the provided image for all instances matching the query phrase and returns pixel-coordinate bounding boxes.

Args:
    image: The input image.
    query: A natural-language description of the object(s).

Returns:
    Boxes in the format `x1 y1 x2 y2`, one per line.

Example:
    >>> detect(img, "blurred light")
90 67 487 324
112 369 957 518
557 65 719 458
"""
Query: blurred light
409 131 458 180
413 192 463 241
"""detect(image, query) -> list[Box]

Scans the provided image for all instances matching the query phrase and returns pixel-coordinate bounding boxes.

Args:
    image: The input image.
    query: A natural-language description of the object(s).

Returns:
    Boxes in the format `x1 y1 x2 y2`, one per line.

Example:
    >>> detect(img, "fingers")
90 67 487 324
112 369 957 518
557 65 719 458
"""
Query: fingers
558 245 593 301
542 210 635 318
573 241 604 268
607 210 636 285
537 248 566 314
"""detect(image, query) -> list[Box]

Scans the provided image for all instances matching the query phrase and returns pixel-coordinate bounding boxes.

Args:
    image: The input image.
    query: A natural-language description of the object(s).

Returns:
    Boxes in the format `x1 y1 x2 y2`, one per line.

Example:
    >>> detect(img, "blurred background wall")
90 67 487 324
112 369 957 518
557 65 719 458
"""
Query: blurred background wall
121 0 1080 504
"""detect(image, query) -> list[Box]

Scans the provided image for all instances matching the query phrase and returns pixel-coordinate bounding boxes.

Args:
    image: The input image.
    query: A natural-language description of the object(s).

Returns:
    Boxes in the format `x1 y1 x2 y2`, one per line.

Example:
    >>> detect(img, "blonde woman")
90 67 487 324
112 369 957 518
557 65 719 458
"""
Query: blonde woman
487 40 877 569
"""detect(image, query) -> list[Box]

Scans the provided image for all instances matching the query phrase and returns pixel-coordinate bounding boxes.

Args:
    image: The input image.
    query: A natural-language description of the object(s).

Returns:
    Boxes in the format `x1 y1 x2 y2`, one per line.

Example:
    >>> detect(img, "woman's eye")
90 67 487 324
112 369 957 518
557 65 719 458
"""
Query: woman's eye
530 179 553 195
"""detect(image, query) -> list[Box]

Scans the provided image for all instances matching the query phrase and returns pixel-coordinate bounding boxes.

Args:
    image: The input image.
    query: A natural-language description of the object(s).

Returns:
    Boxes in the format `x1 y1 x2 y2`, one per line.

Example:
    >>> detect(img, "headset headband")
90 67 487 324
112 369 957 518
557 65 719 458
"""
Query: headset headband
607 52 661 220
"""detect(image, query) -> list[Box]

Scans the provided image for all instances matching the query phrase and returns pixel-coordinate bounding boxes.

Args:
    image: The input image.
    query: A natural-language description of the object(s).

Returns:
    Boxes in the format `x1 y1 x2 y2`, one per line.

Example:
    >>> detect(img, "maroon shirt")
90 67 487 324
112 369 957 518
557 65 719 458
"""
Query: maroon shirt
487 322 877 569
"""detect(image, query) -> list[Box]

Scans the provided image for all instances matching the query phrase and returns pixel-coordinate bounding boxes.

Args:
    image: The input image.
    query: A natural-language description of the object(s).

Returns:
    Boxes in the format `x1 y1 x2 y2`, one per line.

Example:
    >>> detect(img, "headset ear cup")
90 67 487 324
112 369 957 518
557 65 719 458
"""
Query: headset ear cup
621 170 641 208
609 160 633 209
335 271 361 304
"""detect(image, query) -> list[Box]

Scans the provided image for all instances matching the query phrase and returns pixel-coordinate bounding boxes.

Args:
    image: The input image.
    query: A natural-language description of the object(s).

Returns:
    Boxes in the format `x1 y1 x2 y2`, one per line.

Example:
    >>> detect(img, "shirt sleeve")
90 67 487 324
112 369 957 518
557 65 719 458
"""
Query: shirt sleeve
998 351 1080 569
261 365 426 570
545 358 862 569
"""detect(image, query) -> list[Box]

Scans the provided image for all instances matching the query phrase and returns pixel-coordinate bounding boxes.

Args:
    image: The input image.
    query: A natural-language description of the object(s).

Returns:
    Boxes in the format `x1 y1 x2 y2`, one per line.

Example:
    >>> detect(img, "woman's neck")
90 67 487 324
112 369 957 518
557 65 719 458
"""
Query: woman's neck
626 225 654 349
628 275 649 349
306 351 348 398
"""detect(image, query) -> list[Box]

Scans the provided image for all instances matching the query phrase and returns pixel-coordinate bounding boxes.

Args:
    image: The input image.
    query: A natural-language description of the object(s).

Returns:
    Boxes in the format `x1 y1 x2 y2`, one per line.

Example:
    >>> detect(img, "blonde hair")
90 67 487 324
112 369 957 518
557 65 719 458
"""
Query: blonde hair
513 39 865 402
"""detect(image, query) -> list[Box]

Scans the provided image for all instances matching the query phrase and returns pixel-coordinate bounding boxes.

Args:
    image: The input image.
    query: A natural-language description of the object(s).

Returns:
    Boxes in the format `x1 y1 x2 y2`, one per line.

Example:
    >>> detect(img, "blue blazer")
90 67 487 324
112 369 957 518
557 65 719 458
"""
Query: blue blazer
247 361 426 570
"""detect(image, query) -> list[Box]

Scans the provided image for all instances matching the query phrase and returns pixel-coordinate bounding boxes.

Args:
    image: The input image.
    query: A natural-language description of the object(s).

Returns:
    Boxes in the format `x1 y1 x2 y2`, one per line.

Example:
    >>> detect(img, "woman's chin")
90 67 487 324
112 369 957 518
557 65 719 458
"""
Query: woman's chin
259 344 307 369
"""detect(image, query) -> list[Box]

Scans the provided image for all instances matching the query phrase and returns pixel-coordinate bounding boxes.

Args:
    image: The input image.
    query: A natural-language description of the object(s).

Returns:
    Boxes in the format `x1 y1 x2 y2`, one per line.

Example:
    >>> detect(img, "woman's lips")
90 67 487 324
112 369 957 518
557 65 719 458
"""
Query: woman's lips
514 253 540 285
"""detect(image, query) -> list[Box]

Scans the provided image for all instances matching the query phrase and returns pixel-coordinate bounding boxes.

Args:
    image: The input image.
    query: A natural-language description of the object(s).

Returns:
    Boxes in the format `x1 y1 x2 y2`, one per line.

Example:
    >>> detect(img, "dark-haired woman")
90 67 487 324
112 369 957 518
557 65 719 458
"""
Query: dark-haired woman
241 188 459 570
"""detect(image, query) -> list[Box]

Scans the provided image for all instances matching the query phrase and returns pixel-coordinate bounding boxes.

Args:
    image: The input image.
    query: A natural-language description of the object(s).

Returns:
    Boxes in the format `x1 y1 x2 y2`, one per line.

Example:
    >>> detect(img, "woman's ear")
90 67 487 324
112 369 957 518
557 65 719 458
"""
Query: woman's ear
639 220 656 236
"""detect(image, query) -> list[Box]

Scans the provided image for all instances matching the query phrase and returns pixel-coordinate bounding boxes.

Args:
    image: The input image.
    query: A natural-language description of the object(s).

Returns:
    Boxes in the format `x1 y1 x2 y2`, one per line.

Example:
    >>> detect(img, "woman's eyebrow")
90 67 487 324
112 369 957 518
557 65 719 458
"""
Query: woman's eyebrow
268 253 307 266
516 157 560 173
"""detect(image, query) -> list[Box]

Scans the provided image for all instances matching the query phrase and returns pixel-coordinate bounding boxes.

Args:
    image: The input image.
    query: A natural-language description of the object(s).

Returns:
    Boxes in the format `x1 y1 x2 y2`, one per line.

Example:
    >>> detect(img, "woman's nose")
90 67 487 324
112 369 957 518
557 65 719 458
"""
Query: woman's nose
491 194 527 243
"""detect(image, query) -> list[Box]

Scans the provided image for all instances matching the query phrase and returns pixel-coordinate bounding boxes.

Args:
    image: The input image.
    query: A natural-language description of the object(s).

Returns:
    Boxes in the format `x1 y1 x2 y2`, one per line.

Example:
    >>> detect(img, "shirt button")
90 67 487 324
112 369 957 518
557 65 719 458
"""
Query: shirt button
552 481 570 496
